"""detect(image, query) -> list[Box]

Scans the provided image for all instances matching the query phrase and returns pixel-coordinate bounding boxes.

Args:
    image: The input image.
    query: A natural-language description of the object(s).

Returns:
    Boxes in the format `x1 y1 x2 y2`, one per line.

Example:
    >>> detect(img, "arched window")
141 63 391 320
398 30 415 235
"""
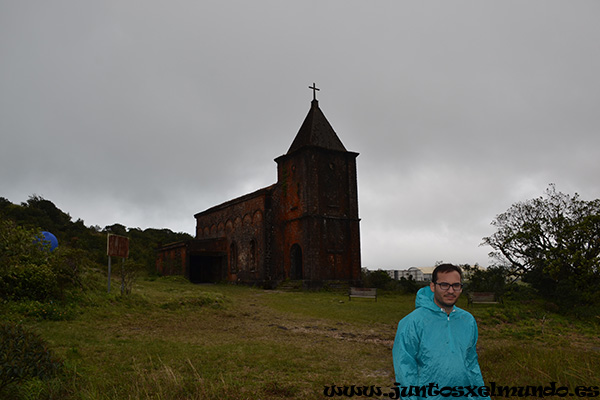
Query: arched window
290 244 303 280
249 239 257 272
230 242 238 274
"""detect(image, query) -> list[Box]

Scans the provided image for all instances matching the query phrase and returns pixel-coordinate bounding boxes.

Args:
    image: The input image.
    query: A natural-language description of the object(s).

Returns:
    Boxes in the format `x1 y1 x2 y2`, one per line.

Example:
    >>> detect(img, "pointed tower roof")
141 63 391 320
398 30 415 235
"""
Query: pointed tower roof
286 99 347 154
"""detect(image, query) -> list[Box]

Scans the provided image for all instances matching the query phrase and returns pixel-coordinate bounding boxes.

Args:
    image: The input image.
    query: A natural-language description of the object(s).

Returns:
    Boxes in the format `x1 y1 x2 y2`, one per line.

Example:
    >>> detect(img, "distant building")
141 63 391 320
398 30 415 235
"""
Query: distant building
387 266 434 282
386 265 486 283
419 266 435 281
387 267 425 281
156 93 362 287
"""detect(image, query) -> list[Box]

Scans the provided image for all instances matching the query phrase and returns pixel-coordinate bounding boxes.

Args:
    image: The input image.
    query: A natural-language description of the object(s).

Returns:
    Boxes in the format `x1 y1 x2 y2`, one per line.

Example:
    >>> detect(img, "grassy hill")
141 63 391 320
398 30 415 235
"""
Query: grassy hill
3 277 599 399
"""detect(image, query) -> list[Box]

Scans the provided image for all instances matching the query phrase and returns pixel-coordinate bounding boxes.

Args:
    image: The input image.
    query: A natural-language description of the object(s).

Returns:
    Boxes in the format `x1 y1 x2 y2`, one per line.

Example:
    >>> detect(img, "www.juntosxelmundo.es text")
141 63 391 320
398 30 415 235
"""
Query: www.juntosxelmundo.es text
323 382 599 398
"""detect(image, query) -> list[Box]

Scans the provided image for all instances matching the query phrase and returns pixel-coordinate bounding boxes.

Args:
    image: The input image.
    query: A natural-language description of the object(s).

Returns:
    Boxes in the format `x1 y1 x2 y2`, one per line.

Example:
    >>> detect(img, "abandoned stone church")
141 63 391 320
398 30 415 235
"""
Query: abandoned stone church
156 93 362 287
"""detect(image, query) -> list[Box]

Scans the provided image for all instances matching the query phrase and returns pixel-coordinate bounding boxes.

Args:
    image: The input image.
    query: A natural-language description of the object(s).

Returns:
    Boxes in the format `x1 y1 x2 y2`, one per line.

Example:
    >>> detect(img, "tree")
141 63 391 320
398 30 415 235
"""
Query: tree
482 184 600 309
462 264 509 297
362 268 394 289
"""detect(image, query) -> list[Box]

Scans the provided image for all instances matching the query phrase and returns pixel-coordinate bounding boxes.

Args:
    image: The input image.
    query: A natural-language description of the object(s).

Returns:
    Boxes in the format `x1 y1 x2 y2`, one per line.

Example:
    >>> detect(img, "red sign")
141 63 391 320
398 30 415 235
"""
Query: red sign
107 234 129 258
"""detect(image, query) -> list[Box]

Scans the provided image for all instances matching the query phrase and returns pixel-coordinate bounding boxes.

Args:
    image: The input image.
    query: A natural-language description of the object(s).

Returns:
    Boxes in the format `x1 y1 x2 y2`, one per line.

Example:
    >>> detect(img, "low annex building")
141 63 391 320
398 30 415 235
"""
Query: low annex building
156 92 362 287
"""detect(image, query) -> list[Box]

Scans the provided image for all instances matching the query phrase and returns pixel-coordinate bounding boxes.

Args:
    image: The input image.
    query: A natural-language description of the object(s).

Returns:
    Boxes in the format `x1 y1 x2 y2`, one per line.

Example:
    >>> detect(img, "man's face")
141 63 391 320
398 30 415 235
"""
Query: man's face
430 270 462 310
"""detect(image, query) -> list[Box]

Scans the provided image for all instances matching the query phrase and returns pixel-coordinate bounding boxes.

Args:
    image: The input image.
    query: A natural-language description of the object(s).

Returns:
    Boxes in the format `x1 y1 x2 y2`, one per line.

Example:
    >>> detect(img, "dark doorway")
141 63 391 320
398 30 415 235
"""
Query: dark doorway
290 244 303 280
189 255 223 283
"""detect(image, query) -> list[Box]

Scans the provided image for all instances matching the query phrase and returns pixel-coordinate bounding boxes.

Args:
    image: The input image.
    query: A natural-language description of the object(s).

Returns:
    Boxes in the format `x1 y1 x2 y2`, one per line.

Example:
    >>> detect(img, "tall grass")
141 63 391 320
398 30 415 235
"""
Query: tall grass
2 277 599 399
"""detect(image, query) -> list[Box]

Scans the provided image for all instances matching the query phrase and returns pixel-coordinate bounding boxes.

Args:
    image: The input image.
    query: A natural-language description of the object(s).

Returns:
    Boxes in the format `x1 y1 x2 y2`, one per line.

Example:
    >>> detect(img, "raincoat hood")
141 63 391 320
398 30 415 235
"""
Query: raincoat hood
414 286 458 314
415 286 437 310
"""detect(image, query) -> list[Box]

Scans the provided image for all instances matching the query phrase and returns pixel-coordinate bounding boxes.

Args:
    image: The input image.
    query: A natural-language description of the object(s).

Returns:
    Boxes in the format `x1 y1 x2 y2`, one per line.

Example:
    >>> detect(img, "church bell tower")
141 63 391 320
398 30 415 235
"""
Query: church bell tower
272 85 361 284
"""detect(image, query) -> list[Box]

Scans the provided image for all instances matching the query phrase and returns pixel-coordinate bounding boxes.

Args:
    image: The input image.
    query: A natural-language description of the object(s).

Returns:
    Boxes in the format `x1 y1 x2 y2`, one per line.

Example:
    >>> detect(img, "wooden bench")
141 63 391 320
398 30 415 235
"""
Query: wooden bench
468 292 501 306
349 287 377 301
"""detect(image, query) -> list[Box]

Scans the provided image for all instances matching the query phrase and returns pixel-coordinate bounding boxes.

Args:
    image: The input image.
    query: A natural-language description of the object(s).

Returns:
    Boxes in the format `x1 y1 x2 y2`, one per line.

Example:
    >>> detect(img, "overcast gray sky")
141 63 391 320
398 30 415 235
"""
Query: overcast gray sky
2 1 599 269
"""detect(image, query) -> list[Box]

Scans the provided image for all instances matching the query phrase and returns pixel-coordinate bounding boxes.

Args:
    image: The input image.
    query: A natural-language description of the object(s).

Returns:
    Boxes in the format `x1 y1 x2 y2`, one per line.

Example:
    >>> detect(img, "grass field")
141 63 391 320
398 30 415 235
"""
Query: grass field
4 276 600 399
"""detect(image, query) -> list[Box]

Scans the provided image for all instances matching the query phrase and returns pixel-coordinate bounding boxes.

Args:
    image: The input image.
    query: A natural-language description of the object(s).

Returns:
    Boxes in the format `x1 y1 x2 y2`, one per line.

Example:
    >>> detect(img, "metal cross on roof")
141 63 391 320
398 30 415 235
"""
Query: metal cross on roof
309 82 320 101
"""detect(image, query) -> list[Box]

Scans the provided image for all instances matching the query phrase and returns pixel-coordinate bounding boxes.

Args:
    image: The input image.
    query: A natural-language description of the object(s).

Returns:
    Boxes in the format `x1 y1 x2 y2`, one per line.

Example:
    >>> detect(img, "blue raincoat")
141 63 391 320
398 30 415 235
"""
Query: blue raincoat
392 287 490 400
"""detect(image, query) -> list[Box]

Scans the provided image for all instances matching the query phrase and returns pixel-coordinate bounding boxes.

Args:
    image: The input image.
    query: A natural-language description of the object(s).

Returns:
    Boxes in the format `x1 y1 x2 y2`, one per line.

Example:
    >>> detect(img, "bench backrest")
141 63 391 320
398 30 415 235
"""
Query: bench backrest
349 287 377 296
470 292 496 301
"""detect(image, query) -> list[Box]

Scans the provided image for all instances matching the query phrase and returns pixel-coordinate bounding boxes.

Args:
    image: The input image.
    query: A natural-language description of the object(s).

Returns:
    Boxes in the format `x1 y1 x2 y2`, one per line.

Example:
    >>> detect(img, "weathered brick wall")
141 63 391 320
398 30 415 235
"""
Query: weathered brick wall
156 242 187 276
195 189 270 283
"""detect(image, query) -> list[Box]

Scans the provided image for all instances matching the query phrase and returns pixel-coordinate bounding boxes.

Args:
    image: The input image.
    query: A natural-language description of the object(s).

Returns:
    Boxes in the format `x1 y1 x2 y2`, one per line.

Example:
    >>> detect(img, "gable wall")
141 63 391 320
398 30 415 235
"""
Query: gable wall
195 192 270 282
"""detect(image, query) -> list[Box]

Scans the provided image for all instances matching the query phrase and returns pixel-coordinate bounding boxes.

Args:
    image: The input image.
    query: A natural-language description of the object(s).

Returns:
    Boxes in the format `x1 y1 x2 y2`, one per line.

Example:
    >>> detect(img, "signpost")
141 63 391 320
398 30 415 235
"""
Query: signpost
107 234 129 293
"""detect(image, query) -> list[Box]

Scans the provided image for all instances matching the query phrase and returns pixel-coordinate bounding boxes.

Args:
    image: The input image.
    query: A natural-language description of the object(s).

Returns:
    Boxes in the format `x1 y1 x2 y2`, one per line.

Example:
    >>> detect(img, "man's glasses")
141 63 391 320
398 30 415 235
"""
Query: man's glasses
435 282 463 291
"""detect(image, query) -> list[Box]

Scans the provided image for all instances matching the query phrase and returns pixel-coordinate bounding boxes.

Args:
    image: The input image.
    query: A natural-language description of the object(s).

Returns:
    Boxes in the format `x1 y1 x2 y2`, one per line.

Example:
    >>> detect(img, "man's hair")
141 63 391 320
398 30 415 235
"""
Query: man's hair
432 263 462 283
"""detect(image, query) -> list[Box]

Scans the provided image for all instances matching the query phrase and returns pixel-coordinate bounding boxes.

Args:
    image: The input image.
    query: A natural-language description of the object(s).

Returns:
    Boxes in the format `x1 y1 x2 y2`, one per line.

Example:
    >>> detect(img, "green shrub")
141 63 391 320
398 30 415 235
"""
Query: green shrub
11 301 76 321
362 269 394 289
396 276 421 293
0 321 63 392
463 264 509 297
361 269 422 293
0 219 50 270
0 264 58 301
0 218 100 303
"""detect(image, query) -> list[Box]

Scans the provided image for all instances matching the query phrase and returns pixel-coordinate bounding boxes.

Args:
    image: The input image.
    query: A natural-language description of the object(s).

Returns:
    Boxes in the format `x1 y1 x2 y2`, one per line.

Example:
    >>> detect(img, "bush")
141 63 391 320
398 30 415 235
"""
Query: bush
50 247 102 295
120 259 145 295
362 269 394 289
463 265 509 297
0 218 99 302
0 321 62 392
0 219 50 271
0 264 58 301
361 268 422 293
397 276 420 294
10 301 76 321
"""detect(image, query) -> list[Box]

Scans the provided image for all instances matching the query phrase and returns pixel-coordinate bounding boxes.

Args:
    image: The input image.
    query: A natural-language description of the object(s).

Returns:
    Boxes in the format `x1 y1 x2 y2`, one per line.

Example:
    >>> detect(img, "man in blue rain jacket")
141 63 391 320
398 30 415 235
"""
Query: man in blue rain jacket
392 264 490 400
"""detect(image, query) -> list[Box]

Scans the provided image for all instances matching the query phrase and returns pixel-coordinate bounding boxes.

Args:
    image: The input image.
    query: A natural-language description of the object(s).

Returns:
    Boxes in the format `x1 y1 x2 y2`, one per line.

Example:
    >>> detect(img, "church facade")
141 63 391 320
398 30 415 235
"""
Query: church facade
156 96 362 287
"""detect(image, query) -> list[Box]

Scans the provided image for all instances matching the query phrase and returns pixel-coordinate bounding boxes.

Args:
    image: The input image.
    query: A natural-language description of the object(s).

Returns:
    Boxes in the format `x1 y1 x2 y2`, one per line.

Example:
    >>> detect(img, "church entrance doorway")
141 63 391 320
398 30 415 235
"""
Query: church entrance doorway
290 244 303 280
189 254 224 283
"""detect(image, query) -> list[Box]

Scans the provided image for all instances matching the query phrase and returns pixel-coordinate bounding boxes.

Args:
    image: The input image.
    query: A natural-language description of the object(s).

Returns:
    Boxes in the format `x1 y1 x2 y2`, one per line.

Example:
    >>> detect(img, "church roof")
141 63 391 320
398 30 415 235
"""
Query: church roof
286 99 347 154
194 184 275 218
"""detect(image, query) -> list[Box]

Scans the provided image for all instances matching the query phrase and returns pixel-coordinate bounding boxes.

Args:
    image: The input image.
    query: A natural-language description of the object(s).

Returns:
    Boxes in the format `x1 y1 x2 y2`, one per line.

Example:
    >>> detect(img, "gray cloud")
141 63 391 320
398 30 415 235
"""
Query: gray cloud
2 0 599 269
